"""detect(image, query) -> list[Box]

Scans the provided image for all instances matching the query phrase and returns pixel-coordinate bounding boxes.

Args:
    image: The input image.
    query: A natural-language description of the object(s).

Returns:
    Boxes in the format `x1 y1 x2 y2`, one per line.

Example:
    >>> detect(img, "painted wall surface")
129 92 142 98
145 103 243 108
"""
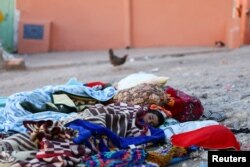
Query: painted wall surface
17 0 127 53
0 0 15 52
240 0 250 44
16 0 244 53
131 0 233 47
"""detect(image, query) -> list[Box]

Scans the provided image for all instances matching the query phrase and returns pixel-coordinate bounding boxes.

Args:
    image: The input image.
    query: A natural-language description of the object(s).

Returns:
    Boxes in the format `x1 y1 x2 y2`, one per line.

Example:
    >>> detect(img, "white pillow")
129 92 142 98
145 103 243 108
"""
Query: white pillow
116 72 169 90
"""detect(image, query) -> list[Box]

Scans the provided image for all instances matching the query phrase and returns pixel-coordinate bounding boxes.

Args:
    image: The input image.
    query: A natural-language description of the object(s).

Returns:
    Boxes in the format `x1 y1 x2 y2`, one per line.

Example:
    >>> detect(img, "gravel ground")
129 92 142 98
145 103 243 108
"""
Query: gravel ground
0 46 250 166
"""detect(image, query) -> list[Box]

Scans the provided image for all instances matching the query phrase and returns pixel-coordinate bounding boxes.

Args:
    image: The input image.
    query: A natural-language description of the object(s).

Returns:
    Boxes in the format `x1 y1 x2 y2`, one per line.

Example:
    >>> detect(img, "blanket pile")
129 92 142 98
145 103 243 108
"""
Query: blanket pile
0 76 241 167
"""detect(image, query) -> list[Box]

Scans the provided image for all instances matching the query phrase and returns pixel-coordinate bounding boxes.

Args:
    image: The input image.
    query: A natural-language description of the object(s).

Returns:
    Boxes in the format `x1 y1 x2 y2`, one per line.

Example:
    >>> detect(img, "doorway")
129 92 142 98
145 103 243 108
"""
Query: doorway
0 0 15 52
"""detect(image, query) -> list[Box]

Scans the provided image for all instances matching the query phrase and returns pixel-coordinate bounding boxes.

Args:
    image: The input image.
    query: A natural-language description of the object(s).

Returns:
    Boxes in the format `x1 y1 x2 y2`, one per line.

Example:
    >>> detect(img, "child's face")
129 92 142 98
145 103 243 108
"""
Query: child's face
143 113 159 127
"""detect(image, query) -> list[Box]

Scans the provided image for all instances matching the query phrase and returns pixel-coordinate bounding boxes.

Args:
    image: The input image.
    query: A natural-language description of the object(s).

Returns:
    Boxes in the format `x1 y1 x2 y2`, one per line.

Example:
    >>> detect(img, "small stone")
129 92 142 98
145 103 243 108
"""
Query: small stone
202 86 211 89
215 83 221 87
200 93 208 99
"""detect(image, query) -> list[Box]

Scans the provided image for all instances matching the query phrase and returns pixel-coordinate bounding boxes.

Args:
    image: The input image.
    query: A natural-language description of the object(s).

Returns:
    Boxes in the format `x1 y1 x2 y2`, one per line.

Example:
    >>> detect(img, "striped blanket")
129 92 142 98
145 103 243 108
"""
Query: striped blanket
0 133 37 165
61 102 150 137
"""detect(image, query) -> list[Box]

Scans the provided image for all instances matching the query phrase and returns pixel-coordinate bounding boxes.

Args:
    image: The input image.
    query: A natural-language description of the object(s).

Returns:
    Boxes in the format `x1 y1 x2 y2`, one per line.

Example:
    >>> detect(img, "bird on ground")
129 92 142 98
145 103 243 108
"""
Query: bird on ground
108 49 128 66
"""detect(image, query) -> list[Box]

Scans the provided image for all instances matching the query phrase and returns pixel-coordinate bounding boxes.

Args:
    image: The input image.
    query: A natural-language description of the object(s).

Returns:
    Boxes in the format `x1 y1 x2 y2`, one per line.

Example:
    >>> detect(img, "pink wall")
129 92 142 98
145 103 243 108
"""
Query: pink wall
240 0 250 44
131 0 232 47
17 0 127 53
16 0 247 53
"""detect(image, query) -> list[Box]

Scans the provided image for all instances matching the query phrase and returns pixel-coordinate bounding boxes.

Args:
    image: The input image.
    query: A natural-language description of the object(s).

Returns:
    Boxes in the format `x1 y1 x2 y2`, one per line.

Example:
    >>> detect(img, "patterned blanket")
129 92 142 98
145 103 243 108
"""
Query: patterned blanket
11 138 87 167
7 118 165 167
0 133 37 165
61 102 149 137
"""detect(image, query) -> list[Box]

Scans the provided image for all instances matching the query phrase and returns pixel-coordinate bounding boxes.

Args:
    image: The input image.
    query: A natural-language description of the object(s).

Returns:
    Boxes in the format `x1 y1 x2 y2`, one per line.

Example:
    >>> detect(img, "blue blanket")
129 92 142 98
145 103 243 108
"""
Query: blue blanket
0 82 116 133
66 119 165 150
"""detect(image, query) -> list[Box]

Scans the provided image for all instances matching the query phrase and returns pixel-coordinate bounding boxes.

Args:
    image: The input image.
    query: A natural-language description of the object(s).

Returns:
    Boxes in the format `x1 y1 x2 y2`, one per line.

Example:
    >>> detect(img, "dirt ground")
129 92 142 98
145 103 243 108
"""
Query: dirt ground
1 46 250 166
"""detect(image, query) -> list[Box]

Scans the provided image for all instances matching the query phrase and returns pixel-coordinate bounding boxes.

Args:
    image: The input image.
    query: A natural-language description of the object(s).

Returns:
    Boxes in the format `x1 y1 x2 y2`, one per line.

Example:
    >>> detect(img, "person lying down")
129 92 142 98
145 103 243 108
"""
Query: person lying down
61 102 172 137
0 103 171 165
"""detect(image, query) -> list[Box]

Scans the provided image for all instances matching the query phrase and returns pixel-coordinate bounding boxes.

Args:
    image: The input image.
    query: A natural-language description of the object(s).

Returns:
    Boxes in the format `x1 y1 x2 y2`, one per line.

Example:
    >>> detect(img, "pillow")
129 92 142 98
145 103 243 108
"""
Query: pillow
116 72 169 90
171 125 240 150
164 86 204 122
113 83 167 106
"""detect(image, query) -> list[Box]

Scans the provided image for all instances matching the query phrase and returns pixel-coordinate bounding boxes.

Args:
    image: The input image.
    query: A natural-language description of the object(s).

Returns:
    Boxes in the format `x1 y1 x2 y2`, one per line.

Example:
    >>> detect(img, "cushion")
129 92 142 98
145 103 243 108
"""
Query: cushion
164 86 204 122
113 83 167 106
116 73 169 90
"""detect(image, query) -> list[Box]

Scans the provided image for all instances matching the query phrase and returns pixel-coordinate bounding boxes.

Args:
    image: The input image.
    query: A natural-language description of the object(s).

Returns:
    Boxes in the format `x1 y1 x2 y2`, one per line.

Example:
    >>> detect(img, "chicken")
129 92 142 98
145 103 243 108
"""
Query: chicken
108 49 128 66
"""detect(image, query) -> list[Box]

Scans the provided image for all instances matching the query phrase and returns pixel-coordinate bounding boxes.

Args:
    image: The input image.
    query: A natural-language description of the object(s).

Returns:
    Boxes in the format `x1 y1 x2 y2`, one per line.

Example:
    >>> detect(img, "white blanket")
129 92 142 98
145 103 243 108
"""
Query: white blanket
160 120 219 142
